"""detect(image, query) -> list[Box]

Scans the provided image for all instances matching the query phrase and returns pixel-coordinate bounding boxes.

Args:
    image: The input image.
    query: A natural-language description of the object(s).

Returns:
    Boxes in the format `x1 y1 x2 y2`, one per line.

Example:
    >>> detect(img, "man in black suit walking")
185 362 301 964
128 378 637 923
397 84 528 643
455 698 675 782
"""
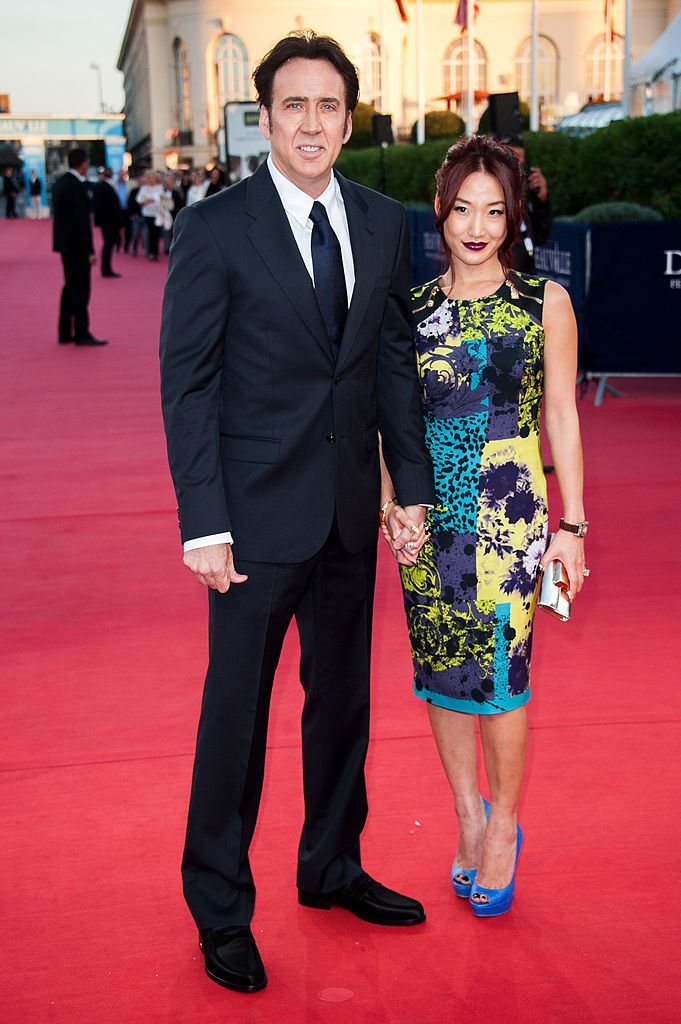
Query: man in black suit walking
160 33 434 993
52 149 108 346
93 167 123 278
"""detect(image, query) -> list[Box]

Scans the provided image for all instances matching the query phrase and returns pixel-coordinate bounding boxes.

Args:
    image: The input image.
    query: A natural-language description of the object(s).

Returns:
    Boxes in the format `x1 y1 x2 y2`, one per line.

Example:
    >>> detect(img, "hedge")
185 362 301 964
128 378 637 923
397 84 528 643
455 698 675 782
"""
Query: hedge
336 110 681 219
566 201 664 223
523 111 681 218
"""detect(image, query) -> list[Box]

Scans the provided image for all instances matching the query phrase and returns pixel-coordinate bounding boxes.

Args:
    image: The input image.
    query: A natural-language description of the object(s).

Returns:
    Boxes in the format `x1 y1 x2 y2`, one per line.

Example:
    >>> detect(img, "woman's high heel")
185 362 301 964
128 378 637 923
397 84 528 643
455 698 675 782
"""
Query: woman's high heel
450 796 491 898
469 823 523 917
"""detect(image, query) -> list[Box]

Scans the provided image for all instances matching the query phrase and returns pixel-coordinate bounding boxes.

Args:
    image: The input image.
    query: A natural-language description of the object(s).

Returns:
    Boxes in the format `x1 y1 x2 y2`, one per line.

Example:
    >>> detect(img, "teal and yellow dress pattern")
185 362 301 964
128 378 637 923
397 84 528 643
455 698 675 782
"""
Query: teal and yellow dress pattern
401 273 549 714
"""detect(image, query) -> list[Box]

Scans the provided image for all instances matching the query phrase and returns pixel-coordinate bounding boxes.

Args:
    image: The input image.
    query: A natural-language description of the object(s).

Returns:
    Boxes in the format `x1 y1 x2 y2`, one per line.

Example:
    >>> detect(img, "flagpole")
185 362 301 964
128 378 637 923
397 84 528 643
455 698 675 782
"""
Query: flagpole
416 0 425 143
622 0 631 116
604 0 612 101
466 2 475 134
530 0 539 131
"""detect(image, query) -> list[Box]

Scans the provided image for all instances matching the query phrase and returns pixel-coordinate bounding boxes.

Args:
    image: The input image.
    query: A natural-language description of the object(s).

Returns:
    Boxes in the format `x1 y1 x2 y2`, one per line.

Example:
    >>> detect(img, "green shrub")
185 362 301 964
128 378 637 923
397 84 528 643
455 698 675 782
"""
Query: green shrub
524 110 681 218
569 201 663 222
409 110 465 143
346 101 375 149
336 111 681 218
337 139 452 204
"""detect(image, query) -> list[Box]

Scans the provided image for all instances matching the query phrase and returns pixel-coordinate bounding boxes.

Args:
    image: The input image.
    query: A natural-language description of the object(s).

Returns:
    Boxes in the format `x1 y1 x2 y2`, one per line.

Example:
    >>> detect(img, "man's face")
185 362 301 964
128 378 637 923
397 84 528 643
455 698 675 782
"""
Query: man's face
259 58 352 198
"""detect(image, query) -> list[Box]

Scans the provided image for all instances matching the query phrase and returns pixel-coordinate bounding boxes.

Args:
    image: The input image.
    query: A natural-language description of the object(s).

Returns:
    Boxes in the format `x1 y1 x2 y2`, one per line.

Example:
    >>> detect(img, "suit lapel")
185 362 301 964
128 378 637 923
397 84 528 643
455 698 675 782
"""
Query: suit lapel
336 173 377 368
245 165 332 361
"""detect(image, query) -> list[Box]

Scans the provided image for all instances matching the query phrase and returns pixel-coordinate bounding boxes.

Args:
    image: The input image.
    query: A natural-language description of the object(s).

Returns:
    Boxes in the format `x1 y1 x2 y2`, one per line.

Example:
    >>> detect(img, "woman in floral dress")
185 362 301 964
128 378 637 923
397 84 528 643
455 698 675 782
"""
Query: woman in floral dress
380 135 587 916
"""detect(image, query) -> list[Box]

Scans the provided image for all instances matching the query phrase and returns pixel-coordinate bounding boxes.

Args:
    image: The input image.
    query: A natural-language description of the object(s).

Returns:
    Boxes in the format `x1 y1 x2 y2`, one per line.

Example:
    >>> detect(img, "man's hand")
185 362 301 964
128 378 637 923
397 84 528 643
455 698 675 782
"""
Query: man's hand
183 543 248 593
528 166 548 202
89 254 97 265
386 504 428 565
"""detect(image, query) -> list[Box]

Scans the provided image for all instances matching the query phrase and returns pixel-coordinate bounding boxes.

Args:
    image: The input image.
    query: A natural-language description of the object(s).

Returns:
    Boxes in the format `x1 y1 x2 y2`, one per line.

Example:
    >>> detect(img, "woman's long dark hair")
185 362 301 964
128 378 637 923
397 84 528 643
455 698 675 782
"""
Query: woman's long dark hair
434 134 524 275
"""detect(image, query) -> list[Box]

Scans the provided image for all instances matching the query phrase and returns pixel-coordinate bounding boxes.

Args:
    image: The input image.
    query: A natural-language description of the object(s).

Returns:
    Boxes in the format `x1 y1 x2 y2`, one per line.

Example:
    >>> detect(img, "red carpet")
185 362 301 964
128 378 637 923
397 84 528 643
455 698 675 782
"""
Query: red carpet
1 220 680 1023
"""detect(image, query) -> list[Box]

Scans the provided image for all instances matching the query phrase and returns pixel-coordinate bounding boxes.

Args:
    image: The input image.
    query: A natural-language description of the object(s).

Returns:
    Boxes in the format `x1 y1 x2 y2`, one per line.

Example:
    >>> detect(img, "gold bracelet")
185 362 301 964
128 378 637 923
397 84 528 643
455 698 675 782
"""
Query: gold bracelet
379 496 397 527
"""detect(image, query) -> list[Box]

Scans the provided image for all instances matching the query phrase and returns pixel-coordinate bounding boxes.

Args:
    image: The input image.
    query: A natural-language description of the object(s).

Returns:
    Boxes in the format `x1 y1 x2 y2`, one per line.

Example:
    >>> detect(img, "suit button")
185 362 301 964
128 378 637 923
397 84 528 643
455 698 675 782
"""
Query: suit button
335 376 342 385
326 433 337 444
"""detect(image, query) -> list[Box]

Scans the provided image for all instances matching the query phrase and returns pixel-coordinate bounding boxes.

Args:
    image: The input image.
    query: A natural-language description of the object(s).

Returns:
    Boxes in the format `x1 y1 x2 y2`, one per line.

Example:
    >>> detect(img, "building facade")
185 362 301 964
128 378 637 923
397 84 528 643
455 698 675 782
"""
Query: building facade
117 0 681 168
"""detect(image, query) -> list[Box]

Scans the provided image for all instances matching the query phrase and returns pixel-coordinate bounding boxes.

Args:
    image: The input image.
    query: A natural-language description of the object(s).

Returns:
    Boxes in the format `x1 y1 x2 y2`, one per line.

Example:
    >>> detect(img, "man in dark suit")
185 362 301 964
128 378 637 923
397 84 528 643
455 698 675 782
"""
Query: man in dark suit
52 149 108 345
93 167 123 277
3 167 19 217
160 33 434 993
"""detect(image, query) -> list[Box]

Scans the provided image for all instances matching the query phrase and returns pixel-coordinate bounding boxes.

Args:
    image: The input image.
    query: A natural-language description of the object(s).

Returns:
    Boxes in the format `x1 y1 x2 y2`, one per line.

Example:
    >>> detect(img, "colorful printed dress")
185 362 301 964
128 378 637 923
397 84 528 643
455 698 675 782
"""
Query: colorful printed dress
400 273 549 714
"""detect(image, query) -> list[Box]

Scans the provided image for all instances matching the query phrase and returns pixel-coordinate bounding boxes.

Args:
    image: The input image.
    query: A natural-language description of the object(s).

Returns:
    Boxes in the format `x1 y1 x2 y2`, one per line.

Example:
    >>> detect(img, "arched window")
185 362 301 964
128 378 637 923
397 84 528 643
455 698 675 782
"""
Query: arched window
173 38 193 143
514 35 559 114
586 34 624 101
443 38 487 97
360 33 383 110
215 33 249 112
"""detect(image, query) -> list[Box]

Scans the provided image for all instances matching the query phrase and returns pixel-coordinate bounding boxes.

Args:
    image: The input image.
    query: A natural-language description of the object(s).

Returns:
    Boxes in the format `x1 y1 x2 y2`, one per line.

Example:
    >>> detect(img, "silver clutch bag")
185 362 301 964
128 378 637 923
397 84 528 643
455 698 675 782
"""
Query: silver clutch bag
538 534 571 622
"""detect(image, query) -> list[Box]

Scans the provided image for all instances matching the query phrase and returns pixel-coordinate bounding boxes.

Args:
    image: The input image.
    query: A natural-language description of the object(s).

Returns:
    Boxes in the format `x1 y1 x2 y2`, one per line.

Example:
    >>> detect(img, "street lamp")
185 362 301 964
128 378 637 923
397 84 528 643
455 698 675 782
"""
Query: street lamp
89 63 104 113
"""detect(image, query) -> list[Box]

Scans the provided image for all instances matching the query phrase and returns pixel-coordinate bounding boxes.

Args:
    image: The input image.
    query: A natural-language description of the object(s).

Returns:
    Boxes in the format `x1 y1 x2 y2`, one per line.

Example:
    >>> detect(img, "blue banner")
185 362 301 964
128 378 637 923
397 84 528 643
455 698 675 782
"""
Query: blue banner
584 222 681 373
407 208 444 287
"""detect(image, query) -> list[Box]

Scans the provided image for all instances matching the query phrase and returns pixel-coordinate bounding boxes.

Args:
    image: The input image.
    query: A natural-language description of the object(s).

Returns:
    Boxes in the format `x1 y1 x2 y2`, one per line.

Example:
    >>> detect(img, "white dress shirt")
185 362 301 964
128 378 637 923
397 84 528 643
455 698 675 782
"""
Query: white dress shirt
184 159 355 552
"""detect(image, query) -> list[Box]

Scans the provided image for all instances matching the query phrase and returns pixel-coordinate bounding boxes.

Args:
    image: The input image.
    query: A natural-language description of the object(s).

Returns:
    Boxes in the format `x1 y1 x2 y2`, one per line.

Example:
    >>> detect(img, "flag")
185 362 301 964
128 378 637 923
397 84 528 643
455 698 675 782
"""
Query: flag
454 0 480 33
394 0 408 22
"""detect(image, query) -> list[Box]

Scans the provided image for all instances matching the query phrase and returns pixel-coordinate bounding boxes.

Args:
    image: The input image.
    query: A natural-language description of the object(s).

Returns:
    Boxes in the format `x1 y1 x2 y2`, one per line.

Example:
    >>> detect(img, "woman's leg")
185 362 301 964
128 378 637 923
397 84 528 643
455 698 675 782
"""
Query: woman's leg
427 704 486 875
475 707 528 892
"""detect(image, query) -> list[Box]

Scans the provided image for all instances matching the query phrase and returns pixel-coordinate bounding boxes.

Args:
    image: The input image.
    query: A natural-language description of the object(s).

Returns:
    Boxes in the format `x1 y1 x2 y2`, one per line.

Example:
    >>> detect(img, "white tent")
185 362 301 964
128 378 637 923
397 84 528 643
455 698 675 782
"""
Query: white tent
630 11 681 114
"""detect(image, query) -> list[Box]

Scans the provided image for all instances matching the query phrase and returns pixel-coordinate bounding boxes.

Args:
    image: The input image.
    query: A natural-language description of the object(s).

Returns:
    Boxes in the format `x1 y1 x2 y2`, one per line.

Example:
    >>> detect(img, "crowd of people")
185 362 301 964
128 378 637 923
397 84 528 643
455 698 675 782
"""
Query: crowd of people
97 164 229 267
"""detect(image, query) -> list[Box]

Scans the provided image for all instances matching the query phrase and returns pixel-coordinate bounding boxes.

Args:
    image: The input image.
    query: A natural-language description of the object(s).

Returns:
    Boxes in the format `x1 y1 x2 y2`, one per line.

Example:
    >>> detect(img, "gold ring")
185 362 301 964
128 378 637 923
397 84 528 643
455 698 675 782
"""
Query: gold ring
582 568 591 577
409 523 420 534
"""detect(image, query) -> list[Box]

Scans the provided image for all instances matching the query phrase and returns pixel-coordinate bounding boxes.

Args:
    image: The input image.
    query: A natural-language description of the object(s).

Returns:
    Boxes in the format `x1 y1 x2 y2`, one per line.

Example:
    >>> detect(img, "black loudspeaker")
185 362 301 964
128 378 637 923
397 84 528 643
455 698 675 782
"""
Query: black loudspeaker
487 92 522 136
371 113 393 145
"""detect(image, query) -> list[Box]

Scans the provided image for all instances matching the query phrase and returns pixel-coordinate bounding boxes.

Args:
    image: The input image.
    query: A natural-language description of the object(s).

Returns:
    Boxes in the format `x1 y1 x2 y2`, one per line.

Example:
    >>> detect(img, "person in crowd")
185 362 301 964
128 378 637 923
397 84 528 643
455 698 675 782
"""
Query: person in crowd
93 167 123 277
179 168 193 204
115 167 131 251
3 167 19 218
162 171 184 252
52 148 108 346
127 170 145 257
160 31 434 994
204 165 225 198
498 133 553 273
137 171 172 261
380 134 586 918
29 169 42 218
185 167 208 205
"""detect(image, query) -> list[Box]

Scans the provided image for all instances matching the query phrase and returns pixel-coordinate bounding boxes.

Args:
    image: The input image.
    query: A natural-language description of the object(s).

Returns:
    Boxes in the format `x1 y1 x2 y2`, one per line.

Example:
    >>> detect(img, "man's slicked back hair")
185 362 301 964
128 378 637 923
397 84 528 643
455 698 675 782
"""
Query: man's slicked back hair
253 31 360 114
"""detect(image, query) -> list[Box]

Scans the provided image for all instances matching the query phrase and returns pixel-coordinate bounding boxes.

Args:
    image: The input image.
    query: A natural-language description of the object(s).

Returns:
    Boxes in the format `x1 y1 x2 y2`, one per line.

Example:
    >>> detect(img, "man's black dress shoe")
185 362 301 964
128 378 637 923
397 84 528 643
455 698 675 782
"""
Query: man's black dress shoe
198 925 267 992
298 871 426 926
58 337 75 344
75 336 109 346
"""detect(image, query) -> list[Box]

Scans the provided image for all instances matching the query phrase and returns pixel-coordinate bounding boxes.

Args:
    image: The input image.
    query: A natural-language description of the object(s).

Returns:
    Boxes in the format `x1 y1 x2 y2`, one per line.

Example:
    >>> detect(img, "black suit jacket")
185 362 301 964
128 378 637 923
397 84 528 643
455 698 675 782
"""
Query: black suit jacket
160 162 434 562
93 180 122 231
52 172 94 256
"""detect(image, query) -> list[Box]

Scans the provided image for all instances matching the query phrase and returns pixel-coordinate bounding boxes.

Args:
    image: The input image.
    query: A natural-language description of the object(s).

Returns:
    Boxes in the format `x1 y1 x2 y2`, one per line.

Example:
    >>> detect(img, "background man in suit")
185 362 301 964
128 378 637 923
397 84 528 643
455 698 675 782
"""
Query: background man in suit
160 32 434 994
52 149 108 346
3 167 19 218
93 167 123 278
